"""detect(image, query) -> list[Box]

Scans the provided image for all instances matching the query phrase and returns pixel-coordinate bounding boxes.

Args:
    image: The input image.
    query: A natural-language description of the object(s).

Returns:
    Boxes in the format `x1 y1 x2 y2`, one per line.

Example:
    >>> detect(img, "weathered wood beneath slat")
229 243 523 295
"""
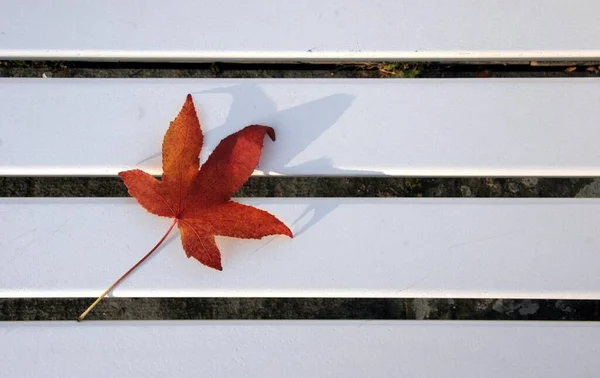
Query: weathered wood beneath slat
2 198 599 299
3 78 600 176
2 0 600 62
1 320 598 377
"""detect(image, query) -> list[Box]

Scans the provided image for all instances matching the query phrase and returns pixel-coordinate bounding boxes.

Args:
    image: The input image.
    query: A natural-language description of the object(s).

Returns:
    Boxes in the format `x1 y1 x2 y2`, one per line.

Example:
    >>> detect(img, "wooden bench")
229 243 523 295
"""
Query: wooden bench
2 1 600 377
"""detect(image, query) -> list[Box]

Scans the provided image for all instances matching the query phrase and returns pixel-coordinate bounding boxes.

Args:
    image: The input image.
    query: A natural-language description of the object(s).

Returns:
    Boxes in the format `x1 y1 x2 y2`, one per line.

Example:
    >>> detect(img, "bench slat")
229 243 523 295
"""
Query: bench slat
2 198 599 299
2 1 600 62
3 78 600 177
1 320 598 377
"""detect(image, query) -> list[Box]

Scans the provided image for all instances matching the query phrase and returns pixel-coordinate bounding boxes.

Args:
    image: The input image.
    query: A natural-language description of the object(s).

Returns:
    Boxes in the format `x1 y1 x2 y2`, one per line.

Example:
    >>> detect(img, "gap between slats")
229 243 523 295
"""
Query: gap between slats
2 297 599 321
0 177 594 198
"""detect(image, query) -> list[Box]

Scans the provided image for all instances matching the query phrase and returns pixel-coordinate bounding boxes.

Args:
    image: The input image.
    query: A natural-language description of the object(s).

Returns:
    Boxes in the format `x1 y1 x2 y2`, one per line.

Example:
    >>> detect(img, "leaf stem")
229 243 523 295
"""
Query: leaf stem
77 219 178 322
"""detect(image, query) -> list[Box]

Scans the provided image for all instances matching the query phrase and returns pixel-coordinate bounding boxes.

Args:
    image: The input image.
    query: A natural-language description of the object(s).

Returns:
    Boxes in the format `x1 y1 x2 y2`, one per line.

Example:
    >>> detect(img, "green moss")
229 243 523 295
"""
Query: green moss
378 62 424 78
7 60 28 68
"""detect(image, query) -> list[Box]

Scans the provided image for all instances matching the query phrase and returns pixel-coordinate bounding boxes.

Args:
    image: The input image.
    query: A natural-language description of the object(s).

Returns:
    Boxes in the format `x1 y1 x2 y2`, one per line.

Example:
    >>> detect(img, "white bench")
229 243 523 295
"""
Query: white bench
3 0 600 62
2 2 600 377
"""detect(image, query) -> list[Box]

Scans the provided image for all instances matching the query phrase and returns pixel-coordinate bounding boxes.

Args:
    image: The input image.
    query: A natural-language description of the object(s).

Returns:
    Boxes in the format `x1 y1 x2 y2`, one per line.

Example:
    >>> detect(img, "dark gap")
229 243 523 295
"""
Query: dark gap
0 177 595 198
425 62 600 78
5 60 596 71
2 60 600 79
0 61 377 79
1 298 598 321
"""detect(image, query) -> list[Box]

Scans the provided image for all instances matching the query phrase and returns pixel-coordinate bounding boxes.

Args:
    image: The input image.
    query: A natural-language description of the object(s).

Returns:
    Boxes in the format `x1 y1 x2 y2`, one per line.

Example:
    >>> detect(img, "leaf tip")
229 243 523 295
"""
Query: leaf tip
117 169 136 181
246 124 276 142
178 94 196 116
206 259 223 271
186 250 223 271
117 169 149 183
266 127 276 142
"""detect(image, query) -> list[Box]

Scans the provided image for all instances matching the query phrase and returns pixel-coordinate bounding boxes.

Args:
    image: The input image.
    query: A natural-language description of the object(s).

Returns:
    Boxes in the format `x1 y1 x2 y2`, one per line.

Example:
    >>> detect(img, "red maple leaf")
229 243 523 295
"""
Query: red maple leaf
78 94 292 321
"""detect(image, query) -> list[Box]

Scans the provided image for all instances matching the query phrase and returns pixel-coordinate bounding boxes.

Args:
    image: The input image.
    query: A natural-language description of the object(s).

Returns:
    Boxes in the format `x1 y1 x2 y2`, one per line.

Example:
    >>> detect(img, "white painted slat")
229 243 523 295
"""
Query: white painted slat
1 320 598 377
2 198 599 299
2 1 600 62
3 78 600 177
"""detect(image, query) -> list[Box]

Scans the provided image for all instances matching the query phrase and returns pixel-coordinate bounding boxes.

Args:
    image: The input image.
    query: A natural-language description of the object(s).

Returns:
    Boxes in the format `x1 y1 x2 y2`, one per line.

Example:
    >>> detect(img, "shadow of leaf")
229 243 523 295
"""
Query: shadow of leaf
290 200 339 237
